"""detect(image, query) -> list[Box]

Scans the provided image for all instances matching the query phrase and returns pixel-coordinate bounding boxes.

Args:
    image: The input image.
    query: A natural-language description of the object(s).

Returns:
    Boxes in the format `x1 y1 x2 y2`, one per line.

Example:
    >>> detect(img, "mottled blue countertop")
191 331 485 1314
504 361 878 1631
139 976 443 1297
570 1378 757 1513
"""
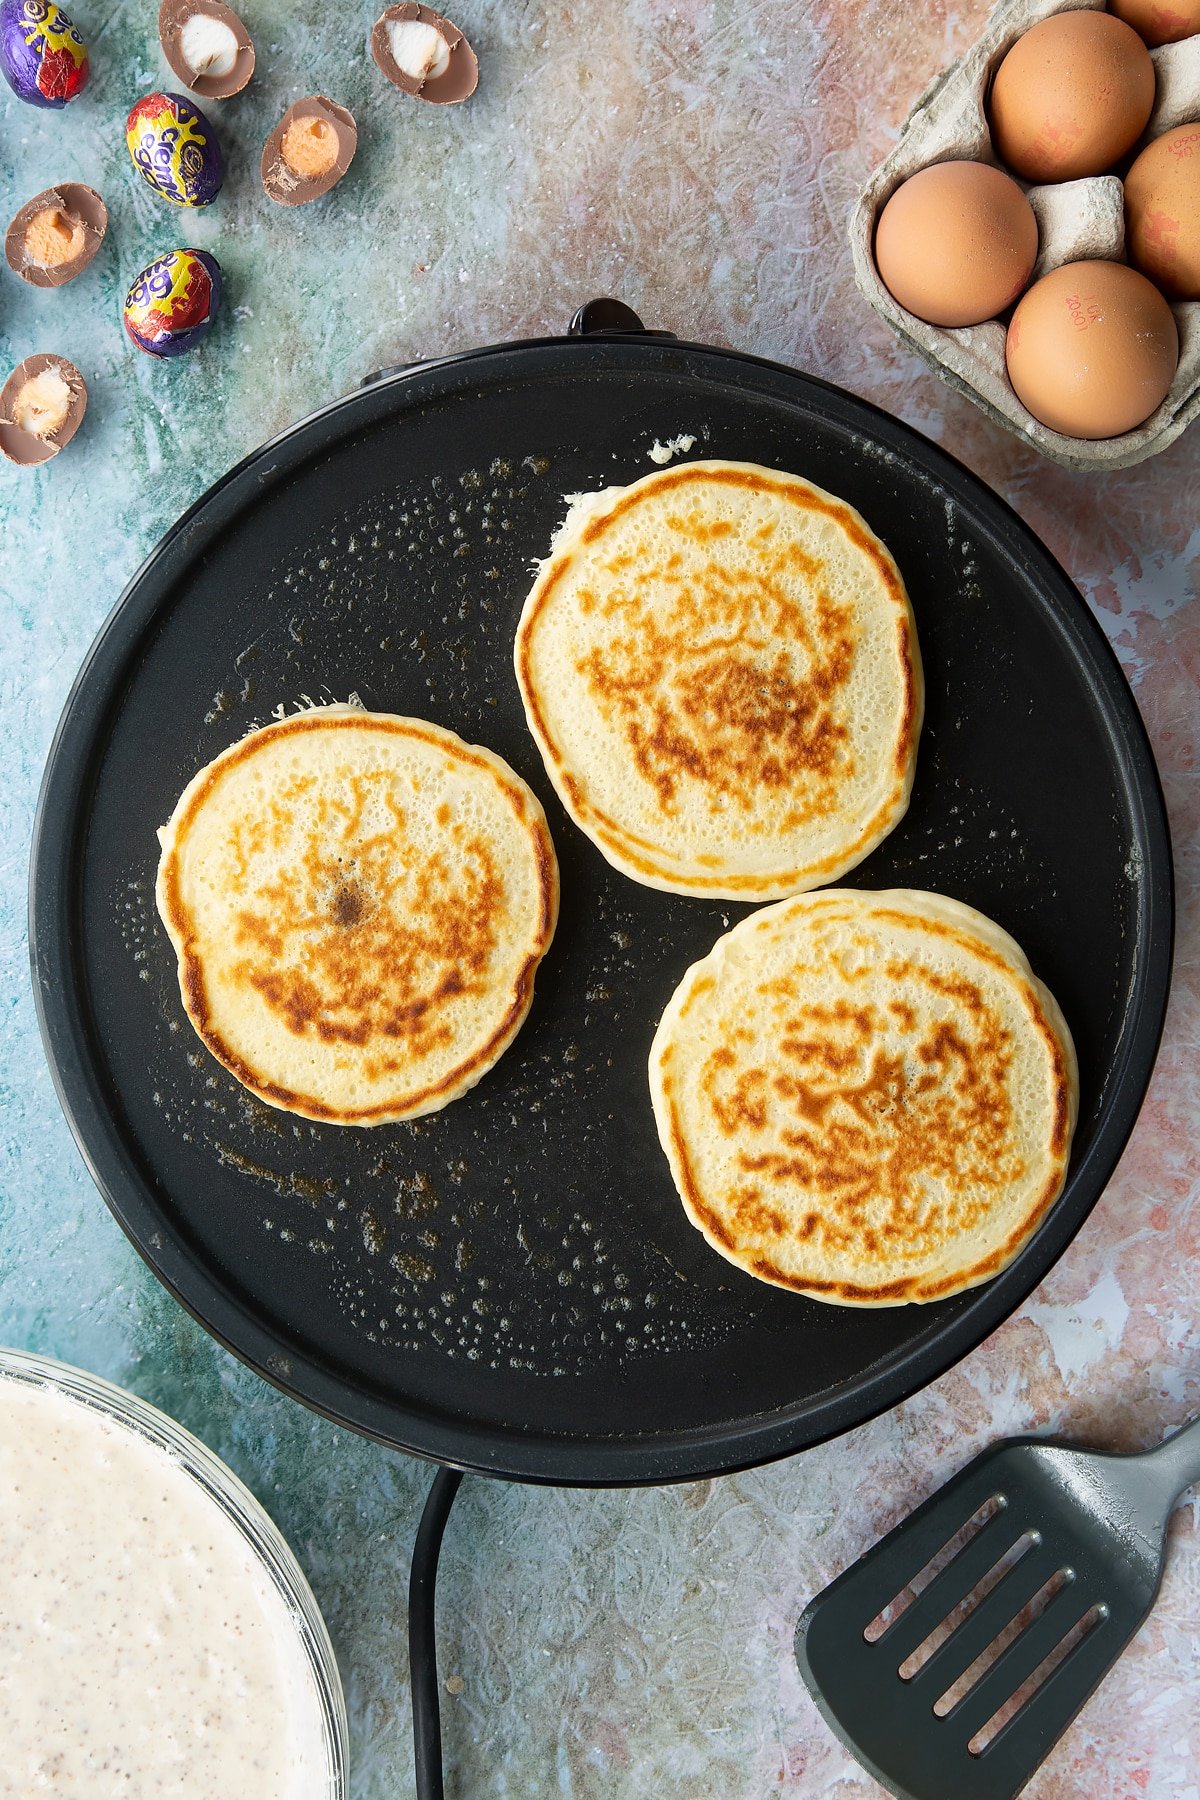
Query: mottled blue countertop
3 2 1198 1795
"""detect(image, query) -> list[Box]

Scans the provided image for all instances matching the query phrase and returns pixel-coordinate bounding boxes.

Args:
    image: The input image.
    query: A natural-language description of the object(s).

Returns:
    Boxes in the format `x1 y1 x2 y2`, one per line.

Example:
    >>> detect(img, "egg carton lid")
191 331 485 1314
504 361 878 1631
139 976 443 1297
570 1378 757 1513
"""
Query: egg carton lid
850 0 1200 469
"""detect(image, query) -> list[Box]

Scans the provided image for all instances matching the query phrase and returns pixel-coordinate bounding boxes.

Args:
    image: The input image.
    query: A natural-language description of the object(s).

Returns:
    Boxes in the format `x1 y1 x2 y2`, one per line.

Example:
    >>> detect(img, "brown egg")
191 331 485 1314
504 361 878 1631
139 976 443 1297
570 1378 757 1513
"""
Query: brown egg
988 12 1155 182
1006 260 1178 438
1109 0 1200 48
1125 124 1200 300
874 160 1038 327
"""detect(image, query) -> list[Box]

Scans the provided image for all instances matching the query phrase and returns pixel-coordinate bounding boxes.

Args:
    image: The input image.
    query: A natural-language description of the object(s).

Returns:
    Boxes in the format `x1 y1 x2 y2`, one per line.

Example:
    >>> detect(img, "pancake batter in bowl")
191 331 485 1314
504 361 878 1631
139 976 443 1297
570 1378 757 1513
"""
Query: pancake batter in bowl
0 1355 343 1798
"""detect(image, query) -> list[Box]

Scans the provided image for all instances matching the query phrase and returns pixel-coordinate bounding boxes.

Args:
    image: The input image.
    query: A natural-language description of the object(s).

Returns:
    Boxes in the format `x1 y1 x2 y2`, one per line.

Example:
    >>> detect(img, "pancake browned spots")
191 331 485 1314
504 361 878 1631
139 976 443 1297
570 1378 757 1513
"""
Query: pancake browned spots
225 770 503 1057
701 980 1021 1260
514 461 922 901
575 528 858 817
649 890 1078 1306
156 709 559 1126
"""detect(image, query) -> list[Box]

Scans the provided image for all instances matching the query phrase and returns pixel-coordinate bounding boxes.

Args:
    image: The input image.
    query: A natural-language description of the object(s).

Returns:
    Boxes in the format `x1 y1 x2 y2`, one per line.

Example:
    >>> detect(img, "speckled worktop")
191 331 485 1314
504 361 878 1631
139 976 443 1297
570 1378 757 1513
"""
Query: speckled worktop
2 2 1198 1795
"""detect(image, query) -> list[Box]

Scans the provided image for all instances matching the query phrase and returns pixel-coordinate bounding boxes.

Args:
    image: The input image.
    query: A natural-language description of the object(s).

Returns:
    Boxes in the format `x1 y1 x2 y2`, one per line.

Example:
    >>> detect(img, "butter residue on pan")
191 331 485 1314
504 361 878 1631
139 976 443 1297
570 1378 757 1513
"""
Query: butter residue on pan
647 433 696 464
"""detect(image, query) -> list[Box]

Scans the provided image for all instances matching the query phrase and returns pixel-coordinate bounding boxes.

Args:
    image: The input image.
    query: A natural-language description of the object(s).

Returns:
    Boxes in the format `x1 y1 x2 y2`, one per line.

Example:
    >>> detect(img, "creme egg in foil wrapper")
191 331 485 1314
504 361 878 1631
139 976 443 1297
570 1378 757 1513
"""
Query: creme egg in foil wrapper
0 0 89 106
126 91 223 208
123 248 221 357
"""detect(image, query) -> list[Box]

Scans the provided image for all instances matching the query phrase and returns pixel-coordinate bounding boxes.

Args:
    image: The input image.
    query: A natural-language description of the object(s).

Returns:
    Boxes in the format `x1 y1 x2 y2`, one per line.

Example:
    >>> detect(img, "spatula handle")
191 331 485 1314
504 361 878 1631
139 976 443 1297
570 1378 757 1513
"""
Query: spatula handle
1147 1415 1200 1502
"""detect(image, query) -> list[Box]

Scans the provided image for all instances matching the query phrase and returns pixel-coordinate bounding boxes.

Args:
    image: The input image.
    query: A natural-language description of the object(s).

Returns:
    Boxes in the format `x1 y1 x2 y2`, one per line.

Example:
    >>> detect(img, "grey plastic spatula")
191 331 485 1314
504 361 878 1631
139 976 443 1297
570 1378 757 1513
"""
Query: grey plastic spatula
795 1417 1200 1800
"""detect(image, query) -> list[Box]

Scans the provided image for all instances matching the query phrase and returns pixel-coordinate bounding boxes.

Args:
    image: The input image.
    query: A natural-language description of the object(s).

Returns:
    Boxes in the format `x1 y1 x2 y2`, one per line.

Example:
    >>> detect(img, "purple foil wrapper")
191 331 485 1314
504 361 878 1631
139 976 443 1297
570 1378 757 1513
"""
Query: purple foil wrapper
0 0 90 108
126 92 224 209
123 249 222 358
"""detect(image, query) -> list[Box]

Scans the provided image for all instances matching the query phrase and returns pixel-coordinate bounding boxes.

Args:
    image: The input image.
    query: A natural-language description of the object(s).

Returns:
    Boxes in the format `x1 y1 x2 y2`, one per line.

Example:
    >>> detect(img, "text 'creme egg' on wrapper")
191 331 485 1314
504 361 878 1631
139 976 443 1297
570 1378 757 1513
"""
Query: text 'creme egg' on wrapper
123 249 221 357
0 0 89 106
126 91 223 207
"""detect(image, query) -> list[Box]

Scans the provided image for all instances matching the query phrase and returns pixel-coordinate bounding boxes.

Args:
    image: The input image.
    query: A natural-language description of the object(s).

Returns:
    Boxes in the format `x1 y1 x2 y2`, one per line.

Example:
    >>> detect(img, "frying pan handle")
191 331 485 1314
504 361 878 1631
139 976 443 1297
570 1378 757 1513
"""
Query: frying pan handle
361 300 674 388
360 356 429 388
568 297 676 339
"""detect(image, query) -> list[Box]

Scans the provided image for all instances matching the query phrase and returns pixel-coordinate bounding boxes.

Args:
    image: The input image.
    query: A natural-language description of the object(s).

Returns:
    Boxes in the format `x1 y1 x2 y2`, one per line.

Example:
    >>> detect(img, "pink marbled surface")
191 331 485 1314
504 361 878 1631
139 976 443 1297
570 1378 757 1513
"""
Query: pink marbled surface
417 2 1200 1795
1 1 1197 1794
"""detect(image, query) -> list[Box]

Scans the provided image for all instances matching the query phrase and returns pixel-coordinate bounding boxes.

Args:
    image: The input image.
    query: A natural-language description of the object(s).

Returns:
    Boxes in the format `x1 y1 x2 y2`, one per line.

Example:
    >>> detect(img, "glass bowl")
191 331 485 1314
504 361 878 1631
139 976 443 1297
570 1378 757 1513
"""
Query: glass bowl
0 1346 348 1798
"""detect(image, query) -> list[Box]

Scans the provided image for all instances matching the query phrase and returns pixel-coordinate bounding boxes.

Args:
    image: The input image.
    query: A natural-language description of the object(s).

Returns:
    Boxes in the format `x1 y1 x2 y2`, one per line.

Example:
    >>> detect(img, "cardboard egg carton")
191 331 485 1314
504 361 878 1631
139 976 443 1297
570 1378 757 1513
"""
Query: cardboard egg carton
850 0 1200 468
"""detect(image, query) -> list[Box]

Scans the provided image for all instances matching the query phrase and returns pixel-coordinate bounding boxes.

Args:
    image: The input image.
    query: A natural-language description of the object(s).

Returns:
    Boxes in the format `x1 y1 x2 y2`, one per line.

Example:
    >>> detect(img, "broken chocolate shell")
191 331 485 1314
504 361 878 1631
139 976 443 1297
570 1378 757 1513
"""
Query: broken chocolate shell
370 4 478 105
158 0 254 100
0 352 87 466
5 182 107 288
261 96 358 206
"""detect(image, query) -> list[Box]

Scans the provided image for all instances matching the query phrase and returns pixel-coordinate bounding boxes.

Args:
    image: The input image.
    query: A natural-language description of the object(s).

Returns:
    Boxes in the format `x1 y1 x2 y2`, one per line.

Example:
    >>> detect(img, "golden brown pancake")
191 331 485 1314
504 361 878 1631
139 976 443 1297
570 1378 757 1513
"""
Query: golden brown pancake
156 707 558 1124
649 889 1078 1304
514 460 922 899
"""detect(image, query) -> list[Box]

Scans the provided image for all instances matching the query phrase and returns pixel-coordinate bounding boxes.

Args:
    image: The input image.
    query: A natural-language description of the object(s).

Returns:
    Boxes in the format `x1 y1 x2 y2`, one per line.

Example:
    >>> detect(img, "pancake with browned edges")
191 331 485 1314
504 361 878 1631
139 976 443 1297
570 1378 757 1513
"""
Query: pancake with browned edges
649 889 1077 1304
156 707 559 1125
514 460 922 899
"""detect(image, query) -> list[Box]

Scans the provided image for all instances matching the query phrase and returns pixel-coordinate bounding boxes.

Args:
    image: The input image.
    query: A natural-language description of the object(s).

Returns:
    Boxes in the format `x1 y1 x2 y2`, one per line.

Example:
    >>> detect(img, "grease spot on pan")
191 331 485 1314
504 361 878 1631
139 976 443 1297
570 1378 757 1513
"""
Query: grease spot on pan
122 457 754 1389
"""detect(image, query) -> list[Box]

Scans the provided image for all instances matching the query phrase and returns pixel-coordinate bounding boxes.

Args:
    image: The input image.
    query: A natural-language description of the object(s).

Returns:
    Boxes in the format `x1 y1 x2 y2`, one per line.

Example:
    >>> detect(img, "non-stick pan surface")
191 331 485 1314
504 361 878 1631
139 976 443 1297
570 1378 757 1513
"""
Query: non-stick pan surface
30 329 1172 1484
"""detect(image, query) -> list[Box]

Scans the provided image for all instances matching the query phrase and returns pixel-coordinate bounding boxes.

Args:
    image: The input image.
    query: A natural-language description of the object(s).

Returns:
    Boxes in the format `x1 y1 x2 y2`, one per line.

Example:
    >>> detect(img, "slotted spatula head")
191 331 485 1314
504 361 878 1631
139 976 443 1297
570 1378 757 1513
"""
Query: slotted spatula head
795 1419 1200 1800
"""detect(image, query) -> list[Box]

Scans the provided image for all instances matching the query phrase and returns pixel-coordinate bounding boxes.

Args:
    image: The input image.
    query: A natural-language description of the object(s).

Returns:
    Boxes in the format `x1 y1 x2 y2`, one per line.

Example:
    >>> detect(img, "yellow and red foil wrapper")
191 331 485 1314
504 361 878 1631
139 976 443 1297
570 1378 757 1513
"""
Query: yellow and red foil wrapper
123 250 222 358
0 0 89 107
126 91 224 208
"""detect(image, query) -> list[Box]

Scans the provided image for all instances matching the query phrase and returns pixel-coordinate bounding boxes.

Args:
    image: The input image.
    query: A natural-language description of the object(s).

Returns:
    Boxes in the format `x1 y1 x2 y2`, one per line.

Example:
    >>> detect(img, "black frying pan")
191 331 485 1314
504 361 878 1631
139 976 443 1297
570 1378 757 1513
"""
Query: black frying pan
29 302 1173 1489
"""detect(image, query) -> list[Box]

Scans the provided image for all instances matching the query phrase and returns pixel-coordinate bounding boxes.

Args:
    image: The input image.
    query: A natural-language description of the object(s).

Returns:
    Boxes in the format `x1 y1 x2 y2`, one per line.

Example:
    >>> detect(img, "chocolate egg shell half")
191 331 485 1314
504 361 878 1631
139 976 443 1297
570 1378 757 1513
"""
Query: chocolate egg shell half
371 3 478 104
123 248 222 358
261 96 358 206
5 183 107 288
0 353 87 465
158 0 254 100
127 92 224 208
0 0 89 108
